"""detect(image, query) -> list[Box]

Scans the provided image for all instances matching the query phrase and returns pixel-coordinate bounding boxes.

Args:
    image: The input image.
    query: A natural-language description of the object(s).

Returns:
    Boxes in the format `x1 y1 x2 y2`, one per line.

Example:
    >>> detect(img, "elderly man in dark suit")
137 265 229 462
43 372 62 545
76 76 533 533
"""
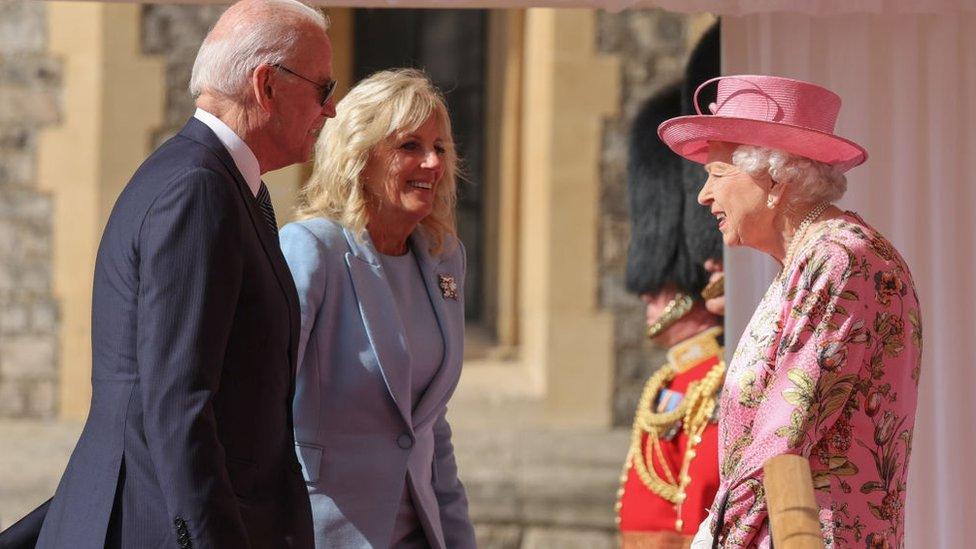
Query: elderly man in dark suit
2 1 336 548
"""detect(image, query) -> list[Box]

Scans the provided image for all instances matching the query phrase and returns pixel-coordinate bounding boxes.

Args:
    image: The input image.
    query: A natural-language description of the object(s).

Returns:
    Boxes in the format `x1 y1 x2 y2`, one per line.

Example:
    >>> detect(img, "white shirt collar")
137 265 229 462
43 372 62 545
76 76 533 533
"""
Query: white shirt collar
193 108 262 197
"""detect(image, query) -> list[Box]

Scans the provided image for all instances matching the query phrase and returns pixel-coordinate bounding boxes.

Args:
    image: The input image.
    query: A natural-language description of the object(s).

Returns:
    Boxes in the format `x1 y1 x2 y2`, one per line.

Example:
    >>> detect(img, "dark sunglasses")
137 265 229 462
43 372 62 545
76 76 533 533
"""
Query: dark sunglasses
271 63 337 106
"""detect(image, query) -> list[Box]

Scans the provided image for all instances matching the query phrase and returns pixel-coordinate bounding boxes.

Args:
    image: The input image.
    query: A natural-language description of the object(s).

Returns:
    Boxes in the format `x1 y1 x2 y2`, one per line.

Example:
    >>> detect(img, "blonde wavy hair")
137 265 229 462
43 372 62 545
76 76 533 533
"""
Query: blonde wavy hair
297 68 458 255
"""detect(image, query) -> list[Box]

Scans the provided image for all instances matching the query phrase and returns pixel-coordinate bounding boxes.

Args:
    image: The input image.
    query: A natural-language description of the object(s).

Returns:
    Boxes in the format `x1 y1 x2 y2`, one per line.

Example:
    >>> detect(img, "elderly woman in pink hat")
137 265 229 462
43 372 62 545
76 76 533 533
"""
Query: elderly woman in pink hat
659 75 922 548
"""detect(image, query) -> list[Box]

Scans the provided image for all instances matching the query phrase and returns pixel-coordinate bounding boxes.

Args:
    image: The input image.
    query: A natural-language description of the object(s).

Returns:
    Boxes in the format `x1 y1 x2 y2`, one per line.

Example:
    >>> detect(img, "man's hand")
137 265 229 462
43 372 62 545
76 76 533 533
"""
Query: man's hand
703 259 725 316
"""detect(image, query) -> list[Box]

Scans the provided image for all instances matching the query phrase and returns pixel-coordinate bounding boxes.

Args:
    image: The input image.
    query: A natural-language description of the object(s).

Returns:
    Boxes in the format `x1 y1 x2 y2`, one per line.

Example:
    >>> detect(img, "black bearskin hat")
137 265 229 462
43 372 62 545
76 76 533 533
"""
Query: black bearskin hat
625 22 722 297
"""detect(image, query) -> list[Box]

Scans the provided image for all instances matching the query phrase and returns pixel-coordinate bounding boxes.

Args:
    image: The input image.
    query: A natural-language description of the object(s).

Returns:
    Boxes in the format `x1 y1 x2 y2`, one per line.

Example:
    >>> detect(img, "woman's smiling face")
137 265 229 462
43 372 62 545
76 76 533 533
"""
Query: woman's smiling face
362 115 448 225
697 141 776 249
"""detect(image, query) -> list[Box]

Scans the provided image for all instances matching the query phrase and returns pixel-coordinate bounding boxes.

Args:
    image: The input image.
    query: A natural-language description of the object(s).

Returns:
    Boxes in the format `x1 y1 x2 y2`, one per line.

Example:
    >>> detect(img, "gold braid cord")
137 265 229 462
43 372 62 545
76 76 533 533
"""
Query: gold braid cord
646 294 695 339
621 358 725 531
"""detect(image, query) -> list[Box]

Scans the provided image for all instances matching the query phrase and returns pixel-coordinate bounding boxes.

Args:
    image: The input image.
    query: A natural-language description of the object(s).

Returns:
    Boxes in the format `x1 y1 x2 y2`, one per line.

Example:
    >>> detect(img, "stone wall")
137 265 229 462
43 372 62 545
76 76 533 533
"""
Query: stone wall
141 5 225 146
596 10 715 426
0 0 61 418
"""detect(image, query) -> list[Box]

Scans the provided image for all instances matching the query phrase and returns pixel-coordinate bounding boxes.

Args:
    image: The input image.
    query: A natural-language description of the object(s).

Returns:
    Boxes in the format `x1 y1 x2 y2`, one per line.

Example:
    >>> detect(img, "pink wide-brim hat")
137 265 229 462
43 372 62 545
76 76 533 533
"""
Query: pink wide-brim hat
657 75 868 172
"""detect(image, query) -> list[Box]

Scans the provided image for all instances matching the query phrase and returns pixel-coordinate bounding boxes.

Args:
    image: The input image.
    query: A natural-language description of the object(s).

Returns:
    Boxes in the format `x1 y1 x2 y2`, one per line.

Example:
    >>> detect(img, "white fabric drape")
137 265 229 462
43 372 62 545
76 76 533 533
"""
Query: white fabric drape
303 0 972 13
723 13 976 546
120 0 975 13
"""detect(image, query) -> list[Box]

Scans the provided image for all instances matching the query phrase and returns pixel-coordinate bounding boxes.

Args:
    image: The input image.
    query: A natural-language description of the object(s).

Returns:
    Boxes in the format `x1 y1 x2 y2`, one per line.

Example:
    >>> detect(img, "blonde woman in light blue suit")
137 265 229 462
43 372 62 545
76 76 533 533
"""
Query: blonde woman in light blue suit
279 69 476 549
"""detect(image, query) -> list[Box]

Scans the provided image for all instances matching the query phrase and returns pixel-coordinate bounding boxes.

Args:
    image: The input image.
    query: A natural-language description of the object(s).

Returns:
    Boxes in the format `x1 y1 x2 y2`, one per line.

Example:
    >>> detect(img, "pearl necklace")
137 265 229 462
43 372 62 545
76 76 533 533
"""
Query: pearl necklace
777 201 830 282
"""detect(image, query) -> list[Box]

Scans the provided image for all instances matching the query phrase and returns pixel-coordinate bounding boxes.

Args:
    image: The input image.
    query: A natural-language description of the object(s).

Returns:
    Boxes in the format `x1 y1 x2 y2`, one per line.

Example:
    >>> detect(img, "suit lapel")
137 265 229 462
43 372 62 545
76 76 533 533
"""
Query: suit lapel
409 231 463 427
341 227 413 427
177 118 301 378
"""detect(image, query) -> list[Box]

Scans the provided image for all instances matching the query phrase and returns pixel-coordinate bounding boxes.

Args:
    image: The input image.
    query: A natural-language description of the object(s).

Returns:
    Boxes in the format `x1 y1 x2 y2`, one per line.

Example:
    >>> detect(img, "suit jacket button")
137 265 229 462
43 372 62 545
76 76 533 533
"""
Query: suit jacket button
397 433 414 449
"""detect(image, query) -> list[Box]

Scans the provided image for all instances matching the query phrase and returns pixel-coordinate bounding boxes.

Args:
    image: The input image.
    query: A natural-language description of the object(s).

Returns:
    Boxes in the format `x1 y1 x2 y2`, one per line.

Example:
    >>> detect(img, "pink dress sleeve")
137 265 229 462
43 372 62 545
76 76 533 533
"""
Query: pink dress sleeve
716 238 875 546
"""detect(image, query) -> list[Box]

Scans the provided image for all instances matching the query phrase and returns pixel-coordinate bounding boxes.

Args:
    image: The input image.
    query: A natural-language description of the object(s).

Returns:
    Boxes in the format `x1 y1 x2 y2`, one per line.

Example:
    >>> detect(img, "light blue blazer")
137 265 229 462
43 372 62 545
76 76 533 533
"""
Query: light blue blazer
279 217 476 549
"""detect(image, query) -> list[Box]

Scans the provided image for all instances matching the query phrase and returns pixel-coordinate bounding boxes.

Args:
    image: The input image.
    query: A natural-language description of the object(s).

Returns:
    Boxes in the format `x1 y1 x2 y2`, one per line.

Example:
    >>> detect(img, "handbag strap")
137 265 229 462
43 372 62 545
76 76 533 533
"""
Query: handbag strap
710 487 775 549
711 489 730 549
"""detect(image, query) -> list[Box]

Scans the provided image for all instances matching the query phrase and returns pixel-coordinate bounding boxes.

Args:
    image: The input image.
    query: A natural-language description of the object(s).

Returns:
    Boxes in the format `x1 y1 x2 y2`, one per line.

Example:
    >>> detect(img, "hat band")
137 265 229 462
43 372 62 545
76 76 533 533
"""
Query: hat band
693 76 724 116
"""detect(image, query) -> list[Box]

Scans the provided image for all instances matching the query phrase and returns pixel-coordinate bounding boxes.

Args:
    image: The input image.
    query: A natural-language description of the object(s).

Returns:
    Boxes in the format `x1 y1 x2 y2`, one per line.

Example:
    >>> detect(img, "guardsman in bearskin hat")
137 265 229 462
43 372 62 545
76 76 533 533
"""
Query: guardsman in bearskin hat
616 23 724 549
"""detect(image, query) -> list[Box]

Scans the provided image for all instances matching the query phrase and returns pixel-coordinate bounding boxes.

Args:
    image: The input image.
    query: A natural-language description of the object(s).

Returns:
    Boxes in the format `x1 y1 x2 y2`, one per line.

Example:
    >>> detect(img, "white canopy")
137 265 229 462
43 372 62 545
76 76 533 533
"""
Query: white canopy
92 0 975 14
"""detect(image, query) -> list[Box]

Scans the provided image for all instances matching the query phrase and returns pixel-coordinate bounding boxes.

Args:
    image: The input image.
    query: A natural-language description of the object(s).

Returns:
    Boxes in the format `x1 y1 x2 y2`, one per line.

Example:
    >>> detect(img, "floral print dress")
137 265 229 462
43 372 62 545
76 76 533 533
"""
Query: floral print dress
712 212 922 548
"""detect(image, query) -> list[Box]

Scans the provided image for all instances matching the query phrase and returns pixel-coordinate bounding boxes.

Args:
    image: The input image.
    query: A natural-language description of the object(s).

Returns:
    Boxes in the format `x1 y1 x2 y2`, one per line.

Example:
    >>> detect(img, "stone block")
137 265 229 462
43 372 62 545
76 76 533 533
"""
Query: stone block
616 317 650 350
0 302 29 334
27 380 56 418
521 527 615 549
0 127 33 186
0 381 27 416
0 218 16 257
30 299 58 333
0 264 14 293
475 524 522 549
12 264 50 293
0 1 46 54
0 55 61 89
0 127 29 149
0 148 33 186
600 273 636 310
600 219 630 270
18 224 51 262
0 87 59 126
655 12 686 45
613 386 642 427
142 4 223 140
0 333 56 378
616 348 654 385
466 476 520 523
13 190 54 225
518 463 620 528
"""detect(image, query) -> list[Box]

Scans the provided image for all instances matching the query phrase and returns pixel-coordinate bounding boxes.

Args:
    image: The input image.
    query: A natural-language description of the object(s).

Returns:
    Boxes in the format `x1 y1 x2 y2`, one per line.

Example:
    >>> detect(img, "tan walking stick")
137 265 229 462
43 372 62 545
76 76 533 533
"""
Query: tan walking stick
763 455 825 549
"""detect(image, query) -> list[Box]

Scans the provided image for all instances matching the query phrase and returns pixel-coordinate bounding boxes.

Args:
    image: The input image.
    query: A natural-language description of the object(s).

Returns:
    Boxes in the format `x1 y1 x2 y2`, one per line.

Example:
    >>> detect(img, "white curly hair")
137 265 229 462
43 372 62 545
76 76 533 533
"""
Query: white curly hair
731 145 847 206
189 0 328 101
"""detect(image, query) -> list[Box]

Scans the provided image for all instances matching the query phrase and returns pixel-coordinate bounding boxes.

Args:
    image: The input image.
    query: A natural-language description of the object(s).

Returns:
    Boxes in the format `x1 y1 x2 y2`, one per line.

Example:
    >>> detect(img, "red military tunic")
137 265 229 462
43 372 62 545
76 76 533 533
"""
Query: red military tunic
618 327 724 546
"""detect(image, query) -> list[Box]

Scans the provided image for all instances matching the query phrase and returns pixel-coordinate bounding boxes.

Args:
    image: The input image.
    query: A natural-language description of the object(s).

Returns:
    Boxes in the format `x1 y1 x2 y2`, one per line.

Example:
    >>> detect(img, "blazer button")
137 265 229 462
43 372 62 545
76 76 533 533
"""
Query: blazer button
397 433 414 449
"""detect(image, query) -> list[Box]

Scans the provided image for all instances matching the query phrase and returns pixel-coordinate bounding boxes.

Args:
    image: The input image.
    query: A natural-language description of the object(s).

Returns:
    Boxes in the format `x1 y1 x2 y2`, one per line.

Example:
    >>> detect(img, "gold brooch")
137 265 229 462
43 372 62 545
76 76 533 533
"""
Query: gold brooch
438 274 458 300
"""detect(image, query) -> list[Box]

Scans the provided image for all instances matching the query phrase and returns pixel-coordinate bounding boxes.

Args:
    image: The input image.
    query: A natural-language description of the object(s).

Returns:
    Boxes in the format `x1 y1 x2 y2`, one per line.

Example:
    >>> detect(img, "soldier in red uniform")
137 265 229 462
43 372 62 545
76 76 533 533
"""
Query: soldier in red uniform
616 24 723 549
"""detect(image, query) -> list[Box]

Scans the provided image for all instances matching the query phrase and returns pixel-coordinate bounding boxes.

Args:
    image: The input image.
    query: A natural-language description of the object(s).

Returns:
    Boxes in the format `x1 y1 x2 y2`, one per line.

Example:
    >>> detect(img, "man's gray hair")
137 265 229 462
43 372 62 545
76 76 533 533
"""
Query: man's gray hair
732 145 848 206
189 0 328 100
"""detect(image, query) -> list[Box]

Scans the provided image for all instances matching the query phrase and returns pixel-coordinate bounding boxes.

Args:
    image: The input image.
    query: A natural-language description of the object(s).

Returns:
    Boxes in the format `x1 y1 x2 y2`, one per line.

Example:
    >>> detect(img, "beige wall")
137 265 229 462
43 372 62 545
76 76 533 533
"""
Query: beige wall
40 2 165 419
461 9 619 428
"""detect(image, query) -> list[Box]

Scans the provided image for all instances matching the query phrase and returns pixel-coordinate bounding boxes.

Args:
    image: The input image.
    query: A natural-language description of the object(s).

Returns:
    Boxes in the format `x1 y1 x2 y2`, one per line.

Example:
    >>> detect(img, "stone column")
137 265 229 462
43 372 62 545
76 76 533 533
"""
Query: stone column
519 9 619 428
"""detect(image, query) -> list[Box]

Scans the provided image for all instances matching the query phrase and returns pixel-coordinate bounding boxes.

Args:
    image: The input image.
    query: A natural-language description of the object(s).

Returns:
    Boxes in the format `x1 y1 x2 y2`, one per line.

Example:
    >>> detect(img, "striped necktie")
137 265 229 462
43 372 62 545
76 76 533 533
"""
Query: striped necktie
256 182 278 236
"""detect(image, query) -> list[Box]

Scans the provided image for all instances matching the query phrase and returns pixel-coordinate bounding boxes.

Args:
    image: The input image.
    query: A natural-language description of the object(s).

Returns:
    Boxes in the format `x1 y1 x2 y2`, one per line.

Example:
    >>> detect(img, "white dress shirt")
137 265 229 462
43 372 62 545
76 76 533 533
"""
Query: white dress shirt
193 108 261 197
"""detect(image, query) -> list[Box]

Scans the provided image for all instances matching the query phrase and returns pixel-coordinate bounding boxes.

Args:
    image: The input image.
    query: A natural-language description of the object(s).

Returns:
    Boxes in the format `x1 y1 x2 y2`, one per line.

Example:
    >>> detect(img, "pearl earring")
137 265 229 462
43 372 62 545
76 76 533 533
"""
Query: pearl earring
767 197 775 209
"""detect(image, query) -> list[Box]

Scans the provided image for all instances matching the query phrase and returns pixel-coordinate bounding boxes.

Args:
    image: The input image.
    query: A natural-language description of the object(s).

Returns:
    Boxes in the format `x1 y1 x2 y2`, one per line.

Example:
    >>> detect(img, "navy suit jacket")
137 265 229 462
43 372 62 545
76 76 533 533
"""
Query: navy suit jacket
33 118 313 549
